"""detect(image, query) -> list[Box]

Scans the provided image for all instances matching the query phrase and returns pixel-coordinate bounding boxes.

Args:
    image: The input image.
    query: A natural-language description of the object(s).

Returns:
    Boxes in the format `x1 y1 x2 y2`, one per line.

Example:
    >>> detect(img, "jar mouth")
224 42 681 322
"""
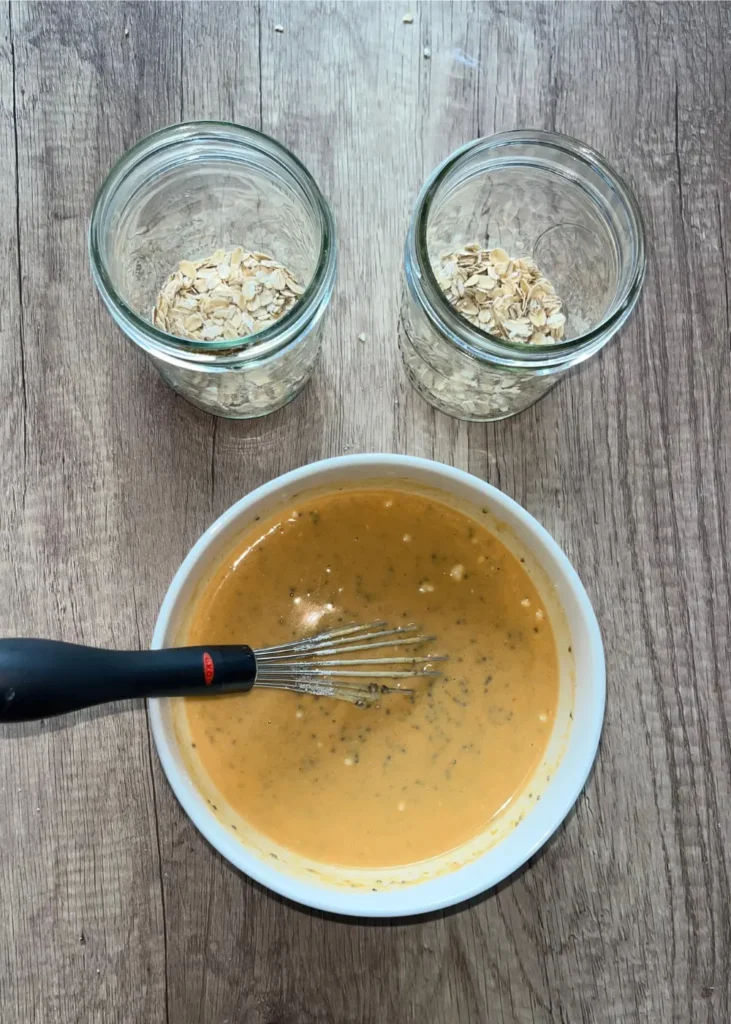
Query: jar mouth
407 130 646 370
89 121 337 366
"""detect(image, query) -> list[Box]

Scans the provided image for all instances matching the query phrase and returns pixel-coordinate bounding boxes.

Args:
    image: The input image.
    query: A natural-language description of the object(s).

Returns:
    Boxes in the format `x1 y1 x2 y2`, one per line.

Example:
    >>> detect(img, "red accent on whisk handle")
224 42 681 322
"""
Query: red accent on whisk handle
0 639 257 722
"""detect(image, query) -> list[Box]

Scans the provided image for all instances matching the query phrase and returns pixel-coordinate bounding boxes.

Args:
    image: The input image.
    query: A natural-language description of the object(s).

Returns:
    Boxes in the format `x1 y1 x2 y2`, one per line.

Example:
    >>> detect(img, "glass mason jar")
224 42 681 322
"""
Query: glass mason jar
90 122 337 418
401 131 645 421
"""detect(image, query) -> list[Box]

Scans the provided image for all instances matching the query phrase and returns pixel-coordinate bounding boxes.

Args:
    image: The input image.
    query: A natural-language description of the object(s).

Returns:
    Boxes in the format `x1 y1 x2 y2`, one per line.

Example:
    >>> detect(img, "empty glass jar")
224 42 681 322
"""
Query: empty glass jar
90 122 337 418
401 131 645 421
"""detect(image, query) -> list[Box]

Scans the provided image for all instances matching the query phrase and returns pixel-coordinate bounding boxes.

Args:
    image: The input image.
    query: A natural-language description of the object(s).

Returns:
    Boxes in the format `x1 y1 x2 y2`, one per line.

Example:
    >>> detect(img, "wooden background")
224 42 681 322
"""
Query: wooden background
1 2 729 1022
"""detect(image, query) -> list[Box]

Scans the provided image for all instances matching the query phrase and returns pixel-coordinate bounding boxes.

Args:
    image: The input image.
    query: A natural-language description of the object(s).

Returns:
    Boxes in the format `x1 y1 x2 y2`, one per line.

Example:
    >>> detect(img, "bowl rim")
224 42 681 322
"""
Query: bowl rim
149 454 605 917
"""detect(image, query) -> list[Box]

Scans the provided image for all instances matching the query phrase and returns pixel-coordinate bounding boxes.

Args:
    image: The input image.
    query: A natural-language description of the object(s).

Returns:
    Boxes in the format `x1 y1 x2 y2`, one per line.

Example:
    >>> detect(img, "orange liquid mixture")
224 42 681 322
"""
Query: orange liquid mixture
182 488 559 868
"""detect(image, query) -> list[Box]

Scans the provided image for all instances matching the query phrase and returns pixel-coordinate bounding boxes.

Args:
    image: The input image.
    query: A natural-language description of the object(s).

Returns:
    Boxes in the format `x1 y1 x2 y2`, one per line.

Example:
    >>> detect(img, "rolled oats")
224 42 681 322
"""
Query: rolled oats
433 243 566 345
152 248 303 343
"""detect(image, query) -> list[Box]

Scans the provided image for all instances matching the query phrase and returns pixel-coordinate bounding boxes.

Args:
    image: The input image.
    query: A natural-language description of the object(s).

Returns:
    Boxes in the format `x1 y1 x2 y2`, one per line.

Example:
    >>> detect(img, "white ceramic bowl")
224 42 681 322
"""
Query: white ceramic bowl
150 455 604 917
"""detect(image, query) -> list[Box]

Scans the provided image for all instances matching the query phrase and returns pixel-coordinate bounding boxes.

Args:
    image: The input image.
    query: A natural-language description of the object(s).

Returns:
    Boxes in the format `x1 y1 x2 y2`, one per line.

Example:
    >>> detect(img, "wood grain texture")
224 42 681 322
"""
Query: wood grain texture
0 2 729 1022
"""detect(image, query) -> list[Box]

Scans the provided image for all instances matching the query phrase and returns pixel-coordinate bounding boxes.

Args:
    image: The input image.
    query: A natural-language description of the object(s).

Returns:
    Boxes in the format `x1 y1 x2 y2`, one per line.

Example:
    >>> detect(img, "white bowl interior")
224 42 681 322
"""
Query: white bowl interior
150 455 604 917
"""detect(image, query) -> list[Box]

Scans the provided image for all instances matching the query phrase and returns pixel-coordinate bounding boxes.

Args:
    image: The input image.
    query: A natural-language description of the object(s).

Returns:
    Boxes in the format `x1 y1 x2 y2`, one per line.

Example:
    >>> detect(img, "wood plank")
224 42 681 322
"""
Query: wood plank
0 3 187 1021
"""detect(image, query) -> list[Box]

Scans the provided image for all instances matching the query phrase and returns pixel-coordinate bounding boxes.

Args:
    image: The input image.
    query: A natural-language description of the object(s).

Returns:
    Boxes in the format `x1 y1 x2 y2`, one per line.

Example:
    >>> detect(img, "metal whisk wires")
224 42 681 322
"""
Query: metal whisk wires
254 621 445 706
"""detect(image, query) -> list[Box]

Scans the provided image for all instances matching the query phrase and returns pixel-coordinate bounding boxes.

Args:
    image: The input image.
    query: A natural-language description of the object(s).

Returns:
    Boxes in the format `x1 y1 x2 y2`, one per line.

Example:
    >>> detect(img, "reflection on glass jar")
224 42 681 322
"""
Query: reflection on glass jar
90 122 337 419
401 131 645 422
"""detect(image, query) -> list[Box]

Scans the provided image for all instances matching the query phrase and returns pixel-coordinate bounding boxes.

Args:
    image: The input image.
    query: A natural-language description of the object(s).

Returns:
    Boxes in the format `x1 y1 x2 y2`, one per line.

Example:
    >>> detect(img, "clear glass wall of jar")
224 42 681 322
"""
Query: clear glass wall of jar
401 131 645 421
90 122 337 419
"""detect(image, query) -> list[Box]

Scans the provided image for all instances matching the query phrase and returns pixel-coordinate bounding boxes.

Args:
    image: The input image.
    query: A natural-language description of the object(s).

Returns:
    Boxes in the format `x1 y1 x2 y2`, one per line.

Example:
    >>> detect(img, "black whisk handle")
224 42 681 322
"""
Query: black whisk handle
0 639 257 722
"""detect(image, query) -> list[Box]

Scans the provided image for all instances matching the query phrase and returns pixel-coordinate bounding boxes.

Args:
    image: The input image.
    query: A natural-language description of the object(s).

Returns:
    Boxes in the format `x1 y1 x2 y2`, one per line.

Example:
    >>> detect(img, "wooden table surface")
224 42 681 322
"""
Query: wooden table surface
1 2 729 1021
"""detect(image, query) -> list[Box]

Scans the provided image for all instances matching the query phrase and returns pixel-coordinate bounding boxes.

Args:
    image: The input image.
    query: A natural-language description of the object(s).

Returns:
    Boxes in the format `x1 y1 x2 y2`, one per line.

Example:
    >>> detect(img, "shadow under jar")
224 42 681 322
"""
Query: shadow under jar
401 131 645 421
90 122 337 419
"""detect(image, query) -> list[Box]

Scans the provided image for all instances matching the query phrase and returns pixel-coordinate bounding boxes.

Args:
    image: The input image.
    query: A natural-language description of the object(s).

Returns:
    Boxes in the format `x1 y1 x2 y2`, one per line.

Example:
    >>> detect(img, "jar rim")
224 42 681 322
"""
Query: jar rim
406 129 646 370
89 121 337 366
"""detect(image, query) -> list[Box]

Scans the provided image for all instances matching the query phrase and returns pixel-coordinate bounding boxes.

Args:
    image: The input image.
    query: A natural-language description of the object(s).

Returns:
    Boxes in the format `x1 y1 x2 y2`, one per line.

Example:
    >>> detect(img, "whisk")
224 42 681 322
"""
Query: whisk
0 622 445 722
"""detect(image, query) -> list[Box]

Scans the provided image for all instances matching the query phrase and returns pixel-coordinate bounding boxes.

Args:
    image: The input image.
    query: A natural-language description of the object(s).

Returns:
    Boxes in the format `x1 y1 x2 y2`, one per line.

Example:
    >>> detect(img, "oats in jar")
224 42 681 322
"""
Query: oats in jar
433 243 566 344
152 248 304 343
